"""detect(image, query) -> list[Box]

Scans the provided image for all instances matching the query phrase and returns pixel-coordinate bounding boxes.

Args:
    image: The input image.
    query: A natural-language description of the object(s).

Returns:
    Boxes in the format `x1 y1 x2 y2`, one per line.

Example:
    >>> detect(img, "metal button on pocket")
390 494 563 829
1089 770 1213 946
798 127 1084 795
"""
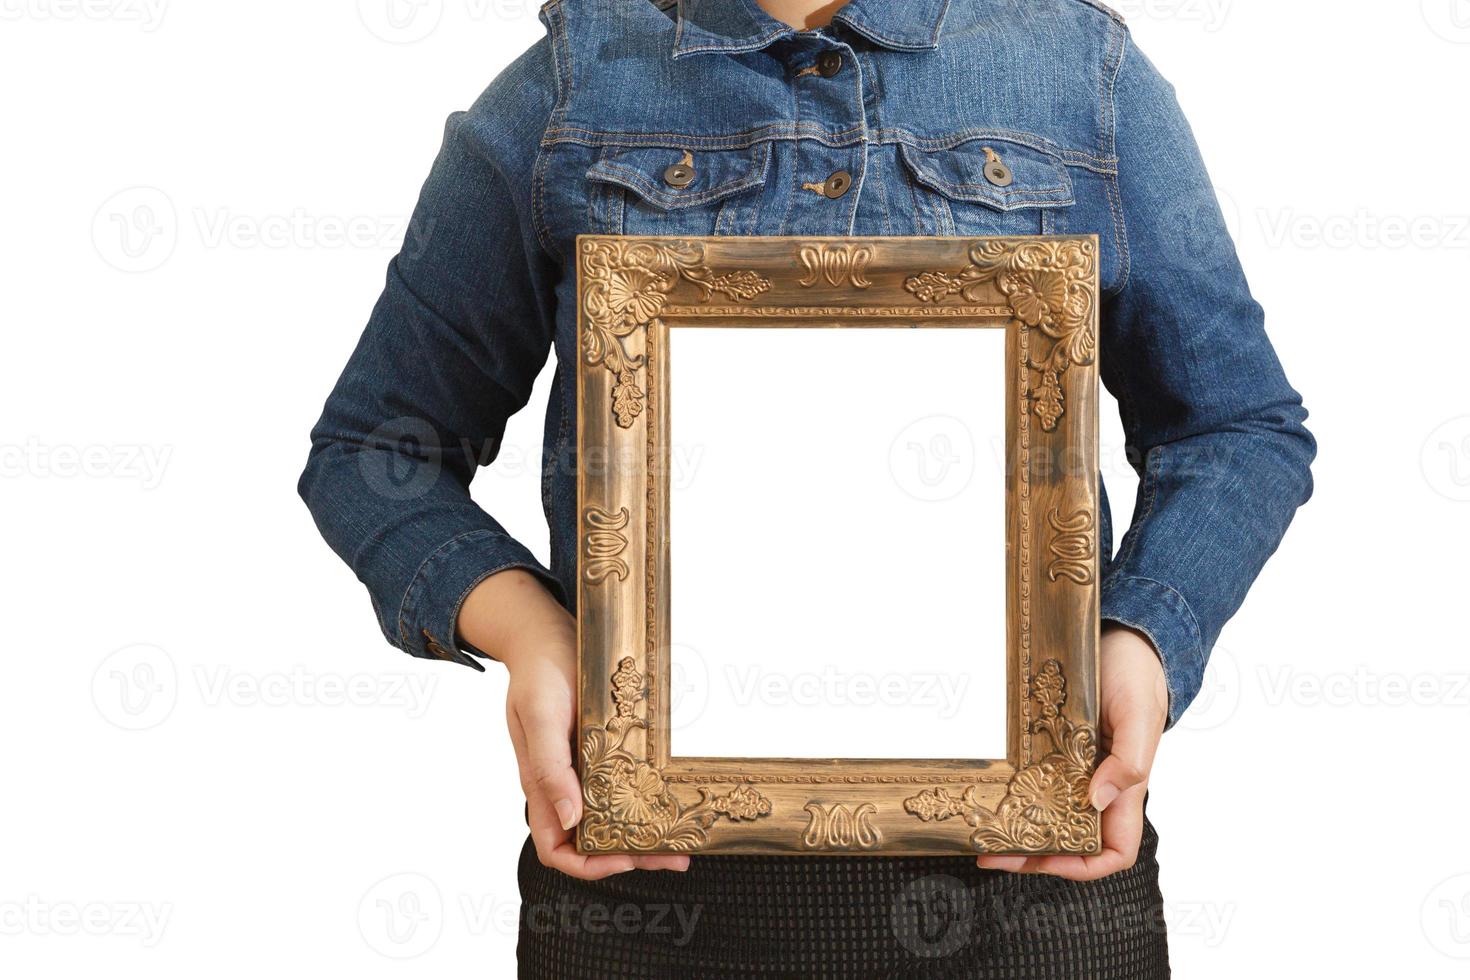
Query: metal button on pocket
816 51 843 77
982 147 1013 187
663 151 695 188
824 170 852 199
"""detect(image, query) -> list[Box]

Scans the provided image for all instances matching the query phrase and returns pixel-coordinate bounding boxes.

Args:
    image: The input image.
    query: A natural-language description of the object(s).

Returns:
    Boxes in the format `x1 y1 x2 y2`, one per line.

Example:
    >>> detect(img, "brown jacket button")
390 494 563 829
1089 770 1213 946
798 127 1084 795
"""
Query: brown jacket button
982 147 1013 187
824 170 852 198
664 151 695 188
816 51 843 77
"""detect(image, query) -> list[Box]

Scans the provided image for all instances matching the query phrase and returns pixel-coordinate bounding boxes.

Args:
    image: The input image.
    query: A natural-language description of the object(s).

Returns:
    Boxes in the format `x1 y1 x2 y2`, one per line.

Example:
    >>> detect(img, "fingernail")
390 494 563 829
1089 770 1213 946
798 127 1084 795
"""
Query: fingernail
1092 782 1121 811
555 799 577 830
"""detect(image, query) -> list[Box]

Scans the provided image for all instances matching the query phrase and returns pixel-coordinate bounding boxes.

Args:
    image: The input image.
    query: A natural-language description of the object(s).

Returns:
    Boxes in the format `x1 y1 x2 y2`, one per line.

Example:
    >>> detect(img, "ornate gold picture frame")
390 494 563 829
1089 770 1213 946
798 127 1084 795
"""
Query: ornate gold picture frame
575 235 1100 856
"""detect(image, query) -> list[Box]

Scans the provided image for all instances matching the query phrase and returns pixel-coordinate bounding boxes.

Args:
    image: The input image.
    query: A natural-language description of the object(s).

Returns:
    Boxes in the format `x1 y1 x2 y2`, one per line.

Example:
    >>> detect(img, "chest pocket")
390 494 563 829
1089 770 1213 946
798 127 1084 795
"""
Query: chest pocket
898 137 1074 237
586 142 771 237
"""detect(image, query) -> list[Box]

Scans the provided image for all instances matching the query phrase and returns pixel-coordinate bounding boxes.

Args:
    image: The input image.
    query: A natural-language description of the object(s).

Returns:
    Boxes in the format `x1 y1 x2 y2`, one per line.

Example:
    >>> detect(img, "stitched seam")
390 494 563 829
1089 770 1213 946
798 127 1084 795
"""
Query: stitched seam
531 0 572 262
1100 19 1126 163
904 152 932 234
915 181 1072 199
778 60 803 235
671 0 687 50
448 557 566 662
1105 29 1133 295
901 166 1074 207
543 125 1117 171
672 23 791 58
908 173 1071 195
1066 0 1127 26
894 142 1077 210
834 0 950 50
1105 164 1129 295
858 50 894 233
587 145 769 208
1105 575 1204 659
545 123 867 148
397 528 503 648
878 129 1113 169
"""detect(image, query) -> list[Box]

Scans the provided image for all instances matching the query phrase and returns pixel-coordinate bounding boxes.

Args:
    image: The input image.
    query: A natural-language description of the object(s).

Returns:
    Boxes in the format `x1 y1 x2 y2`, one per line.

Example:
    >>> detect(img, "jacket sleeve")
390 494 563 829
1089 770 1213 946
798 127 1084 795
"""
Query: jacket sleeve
1099 33 1316 726
298 45 564 669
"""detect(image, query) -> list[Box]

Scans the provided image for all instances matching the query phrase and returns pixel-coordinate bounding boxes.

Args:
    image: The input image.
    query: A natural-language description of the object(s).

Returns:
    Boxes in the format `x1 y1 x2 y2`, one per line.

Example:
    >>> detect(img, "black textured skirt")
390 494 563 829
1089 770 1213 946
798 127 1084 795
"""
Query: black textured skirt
516 818 1170 978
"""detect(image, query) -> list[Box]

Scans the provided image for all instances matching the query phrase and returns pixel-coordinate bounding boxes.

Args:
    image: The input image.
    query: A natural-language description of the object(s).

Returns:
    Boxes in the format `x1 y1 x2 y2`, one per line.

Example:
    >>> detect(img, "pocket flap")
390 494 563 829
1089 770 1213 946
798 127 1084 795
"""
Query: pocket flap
898 138 1074 211
586 142 770 210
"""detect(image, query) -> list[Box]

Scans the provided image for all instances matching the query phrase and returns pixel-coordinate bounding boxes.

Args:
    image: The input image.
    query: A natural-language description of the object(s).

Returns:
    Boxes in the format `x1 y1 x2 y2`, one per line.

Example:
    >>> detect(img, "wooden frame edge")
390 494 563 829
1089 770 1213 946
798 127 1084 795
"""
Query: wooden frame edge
576 235 1100 856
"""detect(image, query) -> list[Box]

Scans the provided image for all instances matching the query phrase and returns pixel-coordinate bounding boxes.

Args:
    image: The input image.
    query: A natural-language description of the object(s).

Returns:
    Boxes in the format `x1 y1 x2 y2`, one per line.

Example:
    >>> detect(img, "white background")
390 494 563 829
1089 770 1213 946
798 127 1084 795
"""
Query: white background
669 328 1007 760
2 1 1468 976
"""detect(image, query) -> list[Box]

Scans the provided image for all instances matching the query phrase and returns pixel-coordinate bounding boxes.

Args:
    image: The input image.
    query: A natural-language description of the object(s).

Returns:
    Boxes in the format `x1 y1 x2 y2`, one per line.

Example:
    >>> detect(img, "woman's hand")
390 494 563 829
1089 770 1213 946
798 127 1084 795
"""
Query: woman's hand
458 569 690 880
976 624 1168 880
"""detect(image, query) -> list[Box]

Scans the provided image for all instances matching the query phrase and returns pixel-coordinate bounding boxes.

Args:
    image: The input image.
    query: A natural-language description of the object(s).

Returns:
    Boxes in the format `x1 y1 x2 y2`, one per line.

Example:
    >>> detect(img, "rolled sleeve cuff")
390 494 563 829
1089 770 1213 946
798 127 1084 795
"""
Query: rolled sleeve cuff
1101 574 1205 730
395 529 565 670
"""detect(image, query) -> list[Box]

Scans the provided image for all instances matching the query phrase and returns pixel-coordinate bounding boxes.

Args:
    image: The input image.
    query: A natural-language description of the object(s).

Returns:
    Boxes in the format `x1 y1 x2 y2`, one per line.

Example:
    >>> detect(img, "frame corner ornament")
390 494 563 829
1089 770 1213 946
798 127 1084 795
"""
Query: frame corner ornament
905 238 1097 431
580 238 772 428
903 659 1100 854
579 657 773 852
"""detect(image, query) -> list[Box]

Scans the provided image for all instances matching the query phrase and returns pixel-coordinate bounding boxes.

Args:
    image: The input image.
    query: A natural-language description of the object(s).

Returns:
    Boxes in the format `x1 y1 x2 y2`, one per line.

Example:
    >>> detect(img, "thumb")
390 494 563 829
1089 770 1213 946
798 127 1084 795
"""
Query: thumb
515 701 584 832
1090 703 1159 812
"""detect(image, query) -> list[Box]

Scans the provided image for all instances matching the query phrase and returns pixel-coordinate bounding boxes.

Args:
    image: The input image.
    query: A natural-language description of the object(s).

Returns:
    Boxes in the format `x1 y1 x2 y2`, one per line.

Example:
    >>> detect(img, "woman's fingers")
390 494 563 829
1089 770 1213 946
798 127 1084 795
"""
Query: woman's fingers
515 696 584 832
976 783 1146 880
509 685 689 879
1090 702 1157 813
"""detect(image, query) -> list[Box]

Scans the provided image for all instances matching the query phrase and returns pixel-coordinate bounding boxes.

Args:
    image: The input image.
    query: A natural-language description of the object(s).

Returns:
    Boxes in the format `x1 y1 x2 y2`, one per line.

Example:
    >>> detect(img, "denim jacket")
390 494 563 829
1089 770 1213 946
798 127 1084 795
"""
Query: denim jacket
300 0 1315 727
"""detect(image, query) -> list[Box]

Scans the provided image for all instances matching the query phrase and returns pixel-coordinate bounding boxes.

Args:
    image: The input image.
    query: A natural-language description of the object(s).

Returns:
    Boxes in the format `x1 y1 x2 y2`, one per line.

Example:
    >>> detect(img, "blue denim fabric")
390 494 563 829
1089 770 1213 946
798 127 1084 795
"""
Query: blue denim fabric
299 0 1315 727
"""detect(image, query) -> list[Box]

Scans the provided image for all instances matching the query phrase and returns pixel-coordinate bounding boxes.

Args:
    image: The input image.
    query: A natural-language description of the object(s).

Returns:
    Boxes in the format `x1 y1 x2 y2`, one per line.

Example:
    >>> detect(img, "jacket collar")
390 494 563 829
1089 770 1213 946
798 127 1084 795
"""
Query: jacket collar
671 0 951 59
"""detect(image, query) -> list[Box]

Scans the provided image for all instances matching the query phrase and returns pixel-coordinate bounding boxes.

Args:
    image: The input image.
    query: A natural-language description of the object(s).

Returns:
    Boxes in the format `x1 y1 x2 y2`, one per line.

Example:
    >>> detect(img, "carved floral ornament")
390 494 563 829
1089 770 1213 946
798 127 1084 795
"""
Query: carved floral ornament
903 659 1099 853
580 657 773 852
581 237 1095 430
906 239 1097 431
580 239 771 428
